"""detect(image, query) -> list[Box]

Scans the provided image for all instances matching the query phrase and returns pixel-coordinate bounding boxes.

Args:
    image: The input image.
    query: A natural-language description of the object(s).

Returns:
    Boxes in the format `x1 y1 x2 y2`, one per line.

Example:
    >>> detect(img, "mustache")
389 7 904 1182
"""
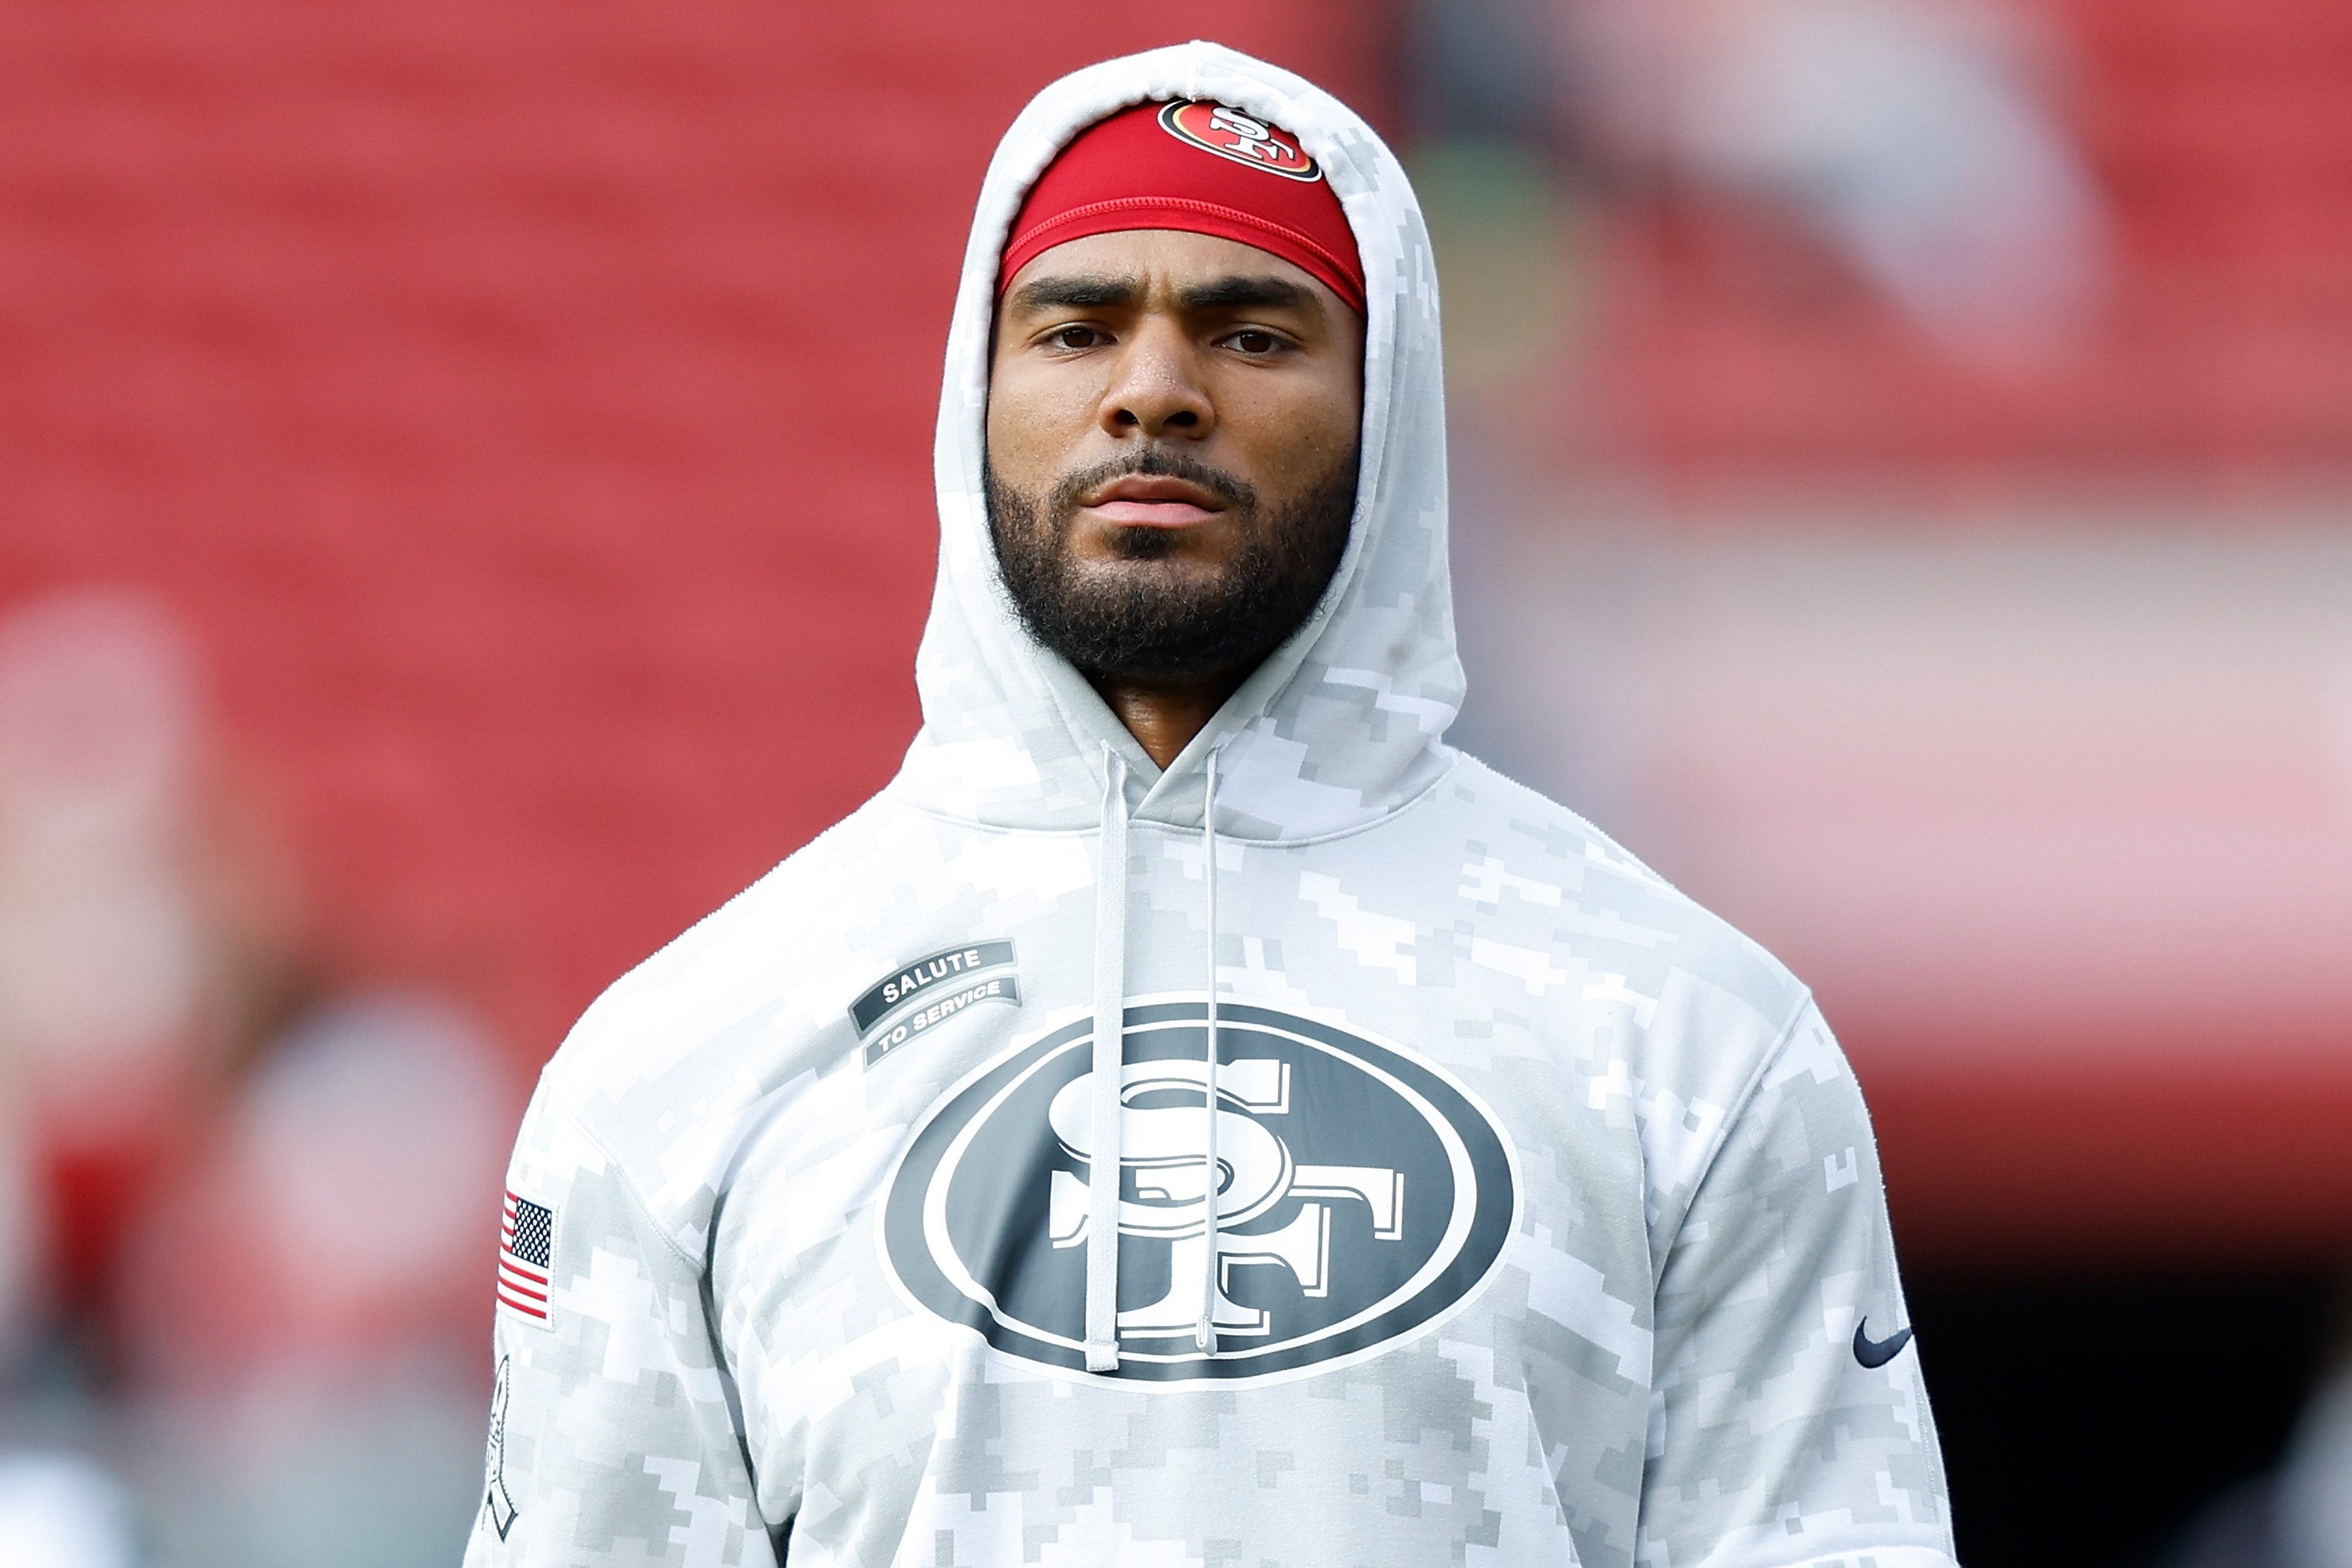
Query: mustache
1043 446 1258 524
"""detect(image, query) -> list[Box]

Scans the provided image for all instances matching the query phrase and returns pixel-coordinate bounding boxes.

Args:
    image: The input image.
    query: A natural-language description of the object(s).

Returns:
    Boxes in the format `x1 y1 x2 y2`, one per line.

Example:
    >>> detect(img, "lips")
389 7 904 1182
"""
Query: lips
1079 474 1228 528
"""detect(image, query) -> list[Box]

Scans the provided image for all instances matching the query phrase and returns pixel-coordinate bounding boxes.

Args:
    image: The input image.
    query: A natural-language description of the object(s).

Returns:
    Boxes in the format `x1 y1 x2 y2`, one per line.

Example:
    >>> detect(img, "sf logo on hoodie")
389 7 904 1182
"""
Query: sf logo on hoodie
880 1000 1515 1383
1044 1055 1405 1339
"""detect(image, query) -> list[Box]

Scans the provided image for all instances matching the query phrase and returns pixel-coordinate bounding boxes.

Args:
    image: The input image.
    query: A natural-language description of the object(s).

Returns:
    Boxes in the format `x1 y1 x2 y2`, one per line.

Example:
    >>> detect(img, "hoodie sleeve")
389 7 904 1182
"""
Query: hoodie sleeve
463 1085 777 1568
1635 1000 1958 1568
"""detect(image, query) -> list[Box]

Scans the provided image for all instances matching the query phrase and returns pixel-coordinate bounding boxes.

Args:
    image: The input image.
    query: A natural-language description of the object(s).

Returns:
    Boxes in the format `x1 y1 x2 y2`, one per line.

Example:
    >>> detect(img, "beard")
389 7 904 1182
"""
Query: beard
984 443 1358 685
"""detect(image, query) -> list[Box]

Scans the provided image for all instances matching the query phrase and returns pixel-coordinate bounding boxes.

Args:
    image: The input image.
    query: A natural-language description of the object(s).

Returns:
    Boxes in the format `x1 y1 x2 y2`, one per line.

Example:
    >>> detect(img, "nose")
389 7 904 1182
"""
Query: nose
1097 321 1214 440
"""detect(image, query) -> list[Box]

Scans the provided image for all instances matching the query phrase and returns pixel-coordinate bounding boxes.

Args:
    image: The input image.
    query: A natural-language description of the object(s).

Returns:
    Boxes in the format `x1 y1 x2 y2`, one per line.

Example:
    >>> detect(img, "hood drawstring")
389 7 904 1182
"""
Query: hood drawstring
1196 747 1222 1354
1084 746 1129 1374
1082 744 1227 1371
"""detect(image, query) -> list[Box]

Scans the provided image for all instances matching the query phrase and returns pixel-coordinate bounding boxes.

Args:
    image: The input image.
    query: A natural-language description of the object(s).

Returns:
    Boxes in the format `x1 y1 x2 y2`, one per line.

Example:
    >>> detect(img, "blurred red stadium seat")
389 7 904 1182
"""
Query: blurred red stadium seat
0 2 1385 1047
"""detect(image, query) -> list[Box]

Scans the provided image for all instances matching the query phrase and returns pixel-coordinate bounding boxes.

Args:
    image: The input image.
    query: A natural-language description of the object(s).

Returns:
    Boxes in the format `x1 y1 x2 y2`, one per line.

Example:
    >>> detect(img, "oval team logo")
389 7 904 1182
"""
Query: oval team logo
1158 100 1323 182
880 1000 1517 1385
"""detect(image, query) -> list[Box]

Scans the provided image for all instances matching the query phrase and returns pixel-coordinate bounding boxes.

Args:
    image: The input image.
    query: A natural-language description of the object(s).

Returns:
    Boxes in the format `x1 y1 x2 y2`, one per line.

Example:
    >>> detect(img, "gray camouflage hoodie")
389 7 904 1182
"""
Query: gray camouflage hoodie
465 40 1957 1568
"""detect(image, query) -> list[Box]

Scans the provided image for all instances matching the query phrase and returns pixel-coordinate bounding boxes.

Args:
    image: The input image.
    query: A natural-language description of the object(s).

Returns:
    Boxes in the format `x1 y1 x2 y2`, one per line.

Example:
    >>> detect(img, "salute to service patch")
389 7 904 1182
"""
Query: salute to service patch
852 940 1020 1062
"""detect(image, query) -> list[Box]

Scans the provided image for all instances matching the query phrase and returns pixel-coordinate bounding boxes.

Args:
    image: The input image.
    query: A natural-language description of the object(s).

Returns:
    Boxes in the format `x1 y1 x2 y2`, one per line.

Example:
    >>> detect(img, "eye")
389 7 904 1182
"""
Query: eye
1045 324 1109 350
1223 328 1288 356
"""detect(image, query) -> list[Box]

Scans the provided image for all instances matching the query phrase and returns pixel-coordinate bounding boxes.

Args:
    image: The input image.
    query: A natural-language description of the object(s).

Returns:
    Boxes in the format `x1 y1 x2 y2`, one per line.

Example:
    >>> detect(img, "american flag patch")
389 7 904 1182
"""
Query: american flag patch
497 1190 555 1323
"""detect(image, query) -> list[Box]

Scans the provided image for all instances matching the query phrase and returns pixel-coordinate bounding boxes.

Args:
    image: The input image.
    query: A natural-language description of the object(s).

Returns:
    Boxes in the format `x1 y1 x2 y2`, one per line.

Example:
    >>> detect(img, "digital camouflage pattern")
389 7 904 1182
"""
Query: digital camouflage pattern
465 41 1956 1568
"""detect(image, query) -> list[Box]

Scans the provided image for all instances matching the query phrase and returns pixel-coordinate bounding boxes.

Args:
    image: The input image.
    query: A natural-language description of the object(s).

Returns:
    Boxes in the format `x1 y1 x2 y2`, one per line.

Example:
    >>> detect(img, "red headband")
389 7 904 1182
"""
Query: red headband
999 100 1366 314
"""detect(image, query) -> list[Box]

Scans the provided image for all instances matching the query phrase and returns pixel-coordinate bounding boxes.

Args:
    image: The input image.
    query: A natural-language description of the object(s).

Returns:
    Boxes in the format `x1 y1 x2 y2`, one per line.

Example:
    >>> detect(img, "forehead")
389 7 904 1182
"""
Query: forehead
1000 229 1336 311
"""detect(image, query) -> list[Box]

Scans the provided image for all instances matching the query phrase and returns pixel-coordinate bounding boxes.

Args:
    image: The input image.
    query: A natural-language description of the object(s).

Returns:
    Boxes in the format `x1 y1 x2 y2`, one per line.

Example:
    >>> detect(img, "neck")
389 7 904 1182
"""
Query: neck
1091 670 1247 770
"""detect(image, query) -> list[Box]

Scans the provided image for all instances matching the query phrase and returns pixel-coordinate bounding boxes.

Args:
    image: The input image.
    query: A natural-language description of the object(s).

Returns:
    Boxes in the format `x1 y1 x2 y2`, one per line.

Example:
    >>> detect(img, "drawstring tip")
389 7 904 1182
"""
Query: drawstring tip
1086 1341 1120 1374
1194 1319 1213 1355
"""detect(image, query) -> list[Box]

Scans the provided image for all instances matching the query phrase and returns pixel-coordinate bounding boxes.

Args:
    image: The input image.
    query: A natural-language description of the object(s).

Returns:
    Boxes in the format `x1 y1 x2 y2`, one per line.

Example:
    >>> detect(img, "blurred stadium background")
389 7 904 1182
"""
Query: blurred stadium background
1 1 2347 1563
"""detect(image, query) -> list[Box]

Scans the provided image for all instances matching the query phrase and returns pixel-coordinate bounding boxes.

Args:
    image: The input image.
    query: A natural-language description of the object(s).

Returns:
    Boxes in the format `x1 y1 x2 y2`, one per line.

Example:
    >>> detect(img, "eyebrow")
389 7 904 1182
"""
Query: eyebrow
1004 271 1319 317
1006 274 1142 314
1177 275 1316 313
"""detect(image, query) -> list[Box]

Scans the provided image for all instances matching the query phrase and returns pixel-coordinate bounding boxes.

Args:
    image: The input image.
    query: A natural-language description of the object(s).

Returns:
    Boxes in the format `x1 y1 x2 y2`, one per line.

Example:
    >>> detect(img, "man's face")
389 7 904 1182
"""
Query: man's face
985 228 1366 685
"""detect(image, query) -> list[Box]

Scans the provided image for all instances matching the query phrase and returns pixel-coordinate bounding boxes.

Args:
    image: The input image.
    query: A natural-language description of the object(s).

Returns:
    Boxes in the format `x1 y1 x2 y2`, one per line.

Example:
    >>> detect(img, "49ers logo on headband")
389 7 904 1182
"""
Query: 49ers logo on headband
1157 101 1322 183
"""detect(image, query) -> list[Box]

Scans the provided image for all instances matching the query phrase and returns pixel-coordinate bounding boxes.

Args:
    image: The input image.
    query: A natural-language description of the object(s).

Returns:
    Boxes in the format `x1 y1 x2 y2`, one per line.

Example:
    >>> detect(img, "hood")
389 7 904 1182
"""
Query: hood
888 42 1458 843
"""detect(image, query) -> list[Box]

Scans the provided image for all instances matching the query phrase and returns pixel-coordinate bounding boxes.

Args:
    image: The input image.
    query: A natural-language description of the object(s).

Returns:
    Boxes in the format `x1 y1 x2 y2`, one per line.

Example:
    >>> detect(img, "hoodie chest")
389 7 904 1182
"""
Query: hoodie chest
720 835 1653 1410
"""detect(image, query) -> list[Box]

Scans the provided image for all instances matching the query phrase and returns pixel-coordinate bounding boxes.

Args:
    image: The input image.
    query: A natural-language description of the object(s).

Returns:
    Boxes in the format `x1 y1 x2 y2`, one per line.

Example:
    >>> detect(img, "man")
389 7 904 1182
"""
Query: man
467 42 1956 1568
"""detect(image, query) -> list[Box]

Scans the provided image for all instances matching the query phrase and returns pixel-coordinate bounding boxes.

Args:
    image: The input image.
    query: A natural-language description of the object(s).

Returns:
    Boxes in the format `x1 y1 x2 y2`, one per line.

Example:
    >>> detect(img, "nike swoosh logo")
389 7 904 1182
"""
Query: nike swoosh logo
1853 1318 1914 1369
